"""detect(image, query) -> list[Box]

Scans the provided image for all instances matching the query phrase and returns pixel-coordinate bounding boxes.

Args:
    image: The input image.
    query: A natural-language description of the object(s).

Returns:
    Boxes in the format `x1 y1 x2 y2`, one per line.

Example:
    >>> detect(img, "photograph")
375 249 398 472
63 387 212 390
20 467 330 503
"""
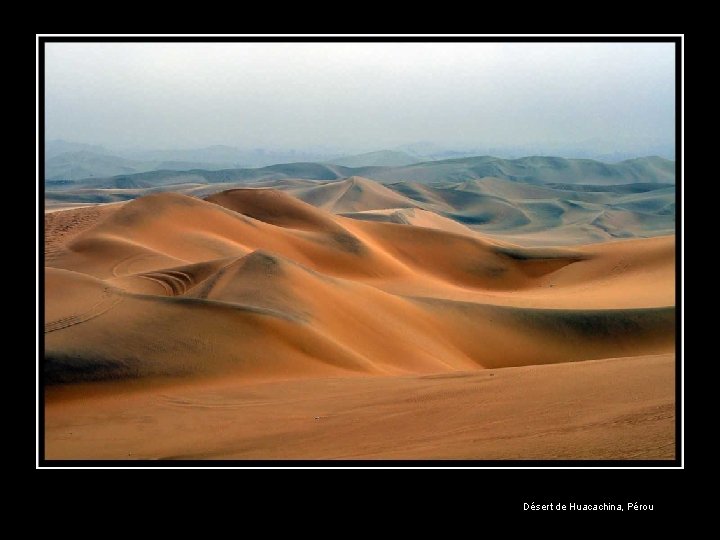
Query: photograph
38 35 681 467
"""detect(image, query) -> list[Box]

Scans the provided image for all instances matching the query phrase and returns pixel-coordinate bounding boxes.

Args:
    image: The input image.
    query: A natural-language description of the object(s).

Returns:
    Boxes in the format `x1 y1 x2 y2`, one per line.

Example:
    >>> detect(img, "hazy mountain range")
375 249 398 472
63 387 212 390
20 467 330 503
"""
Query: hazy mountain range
325 150 422 168
44 140 675 181
46 154 674 191
45 140 343 179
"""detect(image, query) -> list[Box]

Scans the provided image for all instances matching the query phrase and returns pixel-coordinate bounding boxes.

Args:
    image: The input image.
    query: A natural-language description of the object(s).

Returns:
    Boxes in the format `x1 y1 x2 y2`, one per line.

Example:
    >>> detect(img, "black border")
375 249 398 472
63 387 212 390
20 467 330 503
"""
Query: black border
37 35 682 468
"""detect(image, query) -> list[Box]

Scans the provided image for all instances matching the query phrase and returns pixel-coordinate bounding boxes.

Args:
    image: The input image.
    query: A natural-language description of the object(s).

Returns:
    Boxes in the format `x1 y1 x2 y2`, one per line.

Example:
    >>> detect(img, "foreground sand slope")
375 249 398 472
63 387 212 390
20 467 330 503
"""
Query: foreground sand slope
44 187 675 382
45 353 674 460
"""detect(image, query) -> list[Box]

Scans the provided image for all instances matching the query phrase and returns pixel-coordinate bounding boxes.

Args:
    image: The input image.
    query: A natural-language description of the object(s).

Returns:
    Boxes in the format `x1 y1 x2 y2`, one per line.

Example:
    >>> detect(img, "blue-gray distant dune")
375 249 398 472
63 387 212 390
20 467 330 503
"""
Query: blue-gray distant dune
43 141 342 179
45 150 236 181
46 162 348 190
45 155 674 189
361 155 675 185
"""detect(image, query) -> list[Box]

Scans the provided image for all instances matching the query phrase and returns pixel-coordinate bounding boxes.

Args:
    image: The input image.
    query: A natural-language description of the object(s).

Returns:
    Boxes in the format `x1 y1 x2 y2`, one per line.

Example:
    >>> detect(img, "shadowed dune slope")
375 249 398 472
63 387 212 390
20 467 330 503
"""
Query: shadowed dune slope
205 188 342 232
44 186 675 384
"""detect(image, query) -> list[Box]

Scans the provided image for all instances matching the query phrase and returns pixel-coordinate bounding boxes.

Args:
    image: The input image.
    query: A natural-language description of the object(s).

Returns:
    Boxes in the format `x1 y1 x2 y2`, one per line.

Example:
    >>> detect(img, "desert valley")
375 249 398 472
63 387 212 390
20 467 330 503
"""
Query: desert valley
43 155 676 460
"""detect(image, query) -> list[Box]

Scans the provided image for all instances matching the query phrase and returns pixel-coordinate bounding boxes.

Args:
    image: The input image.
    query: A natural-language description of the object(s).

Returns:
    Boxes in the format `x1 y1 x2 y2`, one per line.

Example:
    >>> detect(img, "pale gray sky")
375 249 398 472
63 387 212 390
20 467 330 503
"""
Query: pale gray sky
45 42 675 154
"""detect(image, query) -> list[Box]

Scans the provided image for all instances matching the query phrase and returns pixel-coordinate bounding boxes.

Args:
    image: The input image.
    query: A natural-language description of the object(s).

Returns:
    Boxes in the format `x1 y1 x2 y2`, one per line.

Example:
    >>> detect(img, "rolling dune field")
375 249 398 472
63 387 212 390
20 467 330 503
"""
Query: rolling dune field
43 176 676 460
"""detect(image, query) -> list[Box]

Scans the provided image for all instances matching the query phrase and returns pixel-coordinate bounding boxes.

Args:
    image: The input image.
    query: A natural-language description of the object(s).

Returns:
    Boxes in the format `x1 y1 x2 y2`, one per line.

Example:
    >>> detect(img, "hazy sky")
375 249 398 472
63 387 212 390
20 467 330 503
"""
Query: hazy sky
45 42 675 153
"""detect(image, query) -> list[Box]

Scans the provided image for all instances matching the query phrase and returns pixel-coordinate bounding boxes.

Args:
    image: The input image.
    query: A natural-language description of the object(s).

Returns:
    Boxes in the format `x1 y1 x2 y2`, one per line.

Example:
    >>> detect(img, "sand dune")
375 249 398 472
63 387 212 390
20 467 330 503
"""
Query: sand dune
44 179 676 459
205 188 342 232
45 186 674 381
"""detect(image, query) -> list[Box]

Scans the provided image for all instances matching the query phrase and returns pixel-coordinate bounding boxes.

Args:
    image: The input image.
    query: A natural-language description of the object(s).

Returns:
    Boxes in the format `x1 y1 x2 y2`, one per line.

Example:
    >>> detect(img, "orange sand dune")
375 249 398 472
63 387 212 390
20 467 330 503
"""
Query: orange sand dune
43 181 676 460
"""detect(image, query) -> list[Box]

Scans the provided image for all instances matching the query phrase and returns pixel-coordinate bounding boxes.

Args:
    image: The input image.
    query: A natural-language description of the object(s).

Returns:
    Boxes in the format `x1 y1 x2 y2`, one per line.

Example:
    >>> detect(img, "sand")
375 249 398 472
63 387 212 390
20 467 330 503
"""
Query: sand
45 354 674 460
43 179 676 460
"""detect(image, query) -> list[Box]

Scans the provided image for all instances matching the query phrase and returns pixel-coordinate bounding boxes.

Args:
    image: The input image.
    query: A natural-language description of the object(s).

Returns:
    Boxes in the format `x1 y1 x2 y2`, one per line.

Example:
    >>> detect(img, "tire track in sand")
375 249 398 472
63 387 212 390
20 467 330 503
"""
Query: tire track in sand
44 288 123 333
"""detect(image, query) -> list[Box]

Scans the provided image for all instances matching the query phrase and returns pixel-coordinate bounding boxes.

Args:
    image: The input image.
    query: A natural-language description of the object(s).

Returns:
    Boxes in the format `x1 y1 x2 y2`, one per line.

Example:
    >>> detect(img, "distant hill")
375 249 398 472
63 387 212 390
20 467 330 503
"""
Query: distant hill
44 144 347 180
326 150 424 168
45 151 236 181
357 156 676 185
45 151 142 181
122 145 337 168
45 161 347 188
45 140 111 160
47 155 675 189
